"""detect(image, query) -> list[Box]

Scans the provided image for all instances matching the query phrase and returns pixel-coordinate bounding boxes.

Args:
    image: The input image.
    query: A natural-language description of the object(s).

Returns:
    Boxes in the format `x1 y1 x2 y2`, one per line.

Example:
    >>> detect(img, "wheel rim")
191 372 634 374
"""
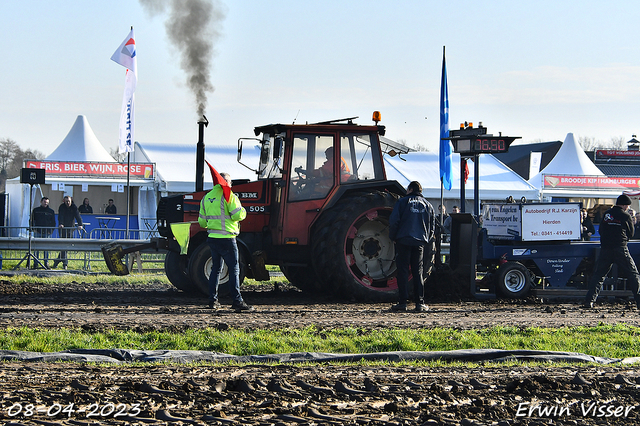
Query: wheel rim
503 269 526 293
204 258 229 284
344 207 396 292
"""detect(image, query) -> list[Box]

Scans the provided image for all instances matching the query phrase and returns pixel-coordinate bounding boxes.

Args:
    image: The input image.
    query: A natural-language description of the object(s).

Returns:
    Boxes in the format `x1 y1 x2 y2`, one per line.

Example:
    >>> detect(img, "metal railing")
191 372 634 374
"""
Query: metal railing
3 226 159 240
0 226 165 272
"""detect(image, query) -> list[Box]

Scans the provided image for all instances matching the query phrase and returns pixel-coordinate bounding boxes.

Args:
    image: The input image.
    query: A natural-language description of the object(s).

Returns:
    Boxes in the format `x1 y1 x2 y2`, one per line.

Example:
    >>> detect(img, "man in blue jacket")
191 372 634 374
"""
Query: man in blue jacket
583 194 640 309
389 181 435 312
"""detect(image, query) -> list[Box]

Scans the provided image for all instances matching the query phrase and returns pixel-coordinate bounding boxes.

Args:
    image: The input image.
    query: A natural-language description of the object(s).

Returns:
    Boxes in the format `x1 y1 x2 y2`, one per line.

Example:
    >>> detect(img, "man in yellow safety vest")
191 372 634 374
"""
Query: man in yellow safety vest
198 172 254 312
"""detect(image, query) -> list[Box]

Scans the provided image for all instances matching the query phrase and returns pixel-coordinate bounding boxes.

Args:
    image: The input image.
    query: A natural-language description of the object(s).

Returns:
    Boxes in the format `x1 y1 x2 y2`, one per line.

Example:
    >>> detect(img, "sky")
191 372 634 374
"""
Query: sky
1 0 639 158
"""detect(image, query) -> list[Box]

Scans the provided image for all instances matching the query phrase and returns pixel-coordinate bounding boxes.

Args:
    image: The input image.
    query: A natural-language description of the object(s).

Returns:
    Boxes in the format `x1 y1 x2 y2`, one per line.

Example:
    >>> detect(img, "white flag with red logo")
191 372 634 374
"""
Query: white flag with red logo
111 29 137 154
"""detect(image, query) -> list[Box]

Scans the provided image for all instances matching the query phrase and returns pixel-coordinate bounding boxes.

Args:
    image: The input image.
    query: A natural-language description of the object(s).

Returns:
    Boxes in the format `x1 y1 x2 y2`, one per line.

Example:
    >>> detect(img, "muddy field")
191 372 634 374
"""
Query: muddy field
1 277 640 425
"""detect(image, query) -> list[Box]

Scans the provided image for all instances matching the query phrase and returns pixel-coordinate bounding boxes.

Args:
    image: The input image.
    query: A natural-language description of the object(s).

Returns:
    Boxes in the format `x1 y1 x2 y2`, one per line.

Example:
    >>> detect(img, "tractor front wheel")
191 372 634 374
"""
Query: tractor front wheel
187 242 247 298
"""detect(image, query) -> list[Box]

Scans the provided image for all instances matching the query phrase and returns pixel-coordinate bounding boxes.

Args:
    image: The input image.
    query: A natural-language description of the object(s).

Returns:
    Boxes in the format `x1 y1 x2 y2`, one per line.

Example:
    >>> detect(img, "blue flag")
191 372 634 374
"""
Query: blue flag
439 47 452 190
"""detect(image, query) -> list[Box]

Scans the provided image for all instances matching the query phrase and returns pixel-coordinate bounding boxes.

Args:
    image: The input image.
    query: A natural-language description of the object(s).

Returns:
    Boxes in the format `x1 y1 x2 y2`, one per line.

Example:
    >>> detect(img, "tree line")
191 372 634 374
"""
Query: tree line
0 138 45 192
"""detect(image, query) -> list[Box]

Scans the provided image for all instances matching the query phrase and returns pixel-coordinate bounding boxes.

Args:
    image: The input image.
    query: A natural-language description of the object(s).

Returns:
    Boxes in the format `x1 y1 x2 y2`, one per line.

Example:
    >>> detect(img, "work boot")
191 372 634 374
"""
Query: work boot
208 301 221 310
391 303 407 312
52 260 60 269
582 300 594 309
232 301 255 313
414 303 429 312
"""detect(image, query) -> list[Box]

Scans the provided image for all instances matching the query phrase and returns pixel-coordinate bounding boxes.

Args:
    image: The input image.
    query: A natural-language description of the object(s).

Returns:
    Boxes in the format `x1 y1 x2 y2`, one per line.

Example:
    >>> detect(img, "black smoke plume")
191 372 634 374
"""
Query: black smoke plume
139 0 226 117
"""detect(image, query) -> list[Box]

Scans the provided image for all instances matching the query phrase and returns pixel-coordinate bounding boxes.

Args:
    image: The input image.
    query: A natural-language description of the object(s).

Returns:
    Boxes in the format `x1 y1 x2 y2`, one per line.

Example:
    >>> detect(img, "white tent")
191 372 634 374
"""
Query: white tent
7 115 153 237
132 142 260 195
133 141 538 203
528 133 625 199
384 151 540 202
46 115 116 162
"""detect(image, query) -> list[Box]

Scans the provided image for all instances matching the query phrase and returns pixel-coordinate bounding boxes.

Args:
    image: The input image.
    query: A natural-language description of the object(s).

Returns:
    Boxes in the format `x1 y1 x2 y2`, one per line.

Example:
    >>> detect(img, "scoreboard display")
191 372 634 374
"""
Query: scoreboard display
452 137 517 154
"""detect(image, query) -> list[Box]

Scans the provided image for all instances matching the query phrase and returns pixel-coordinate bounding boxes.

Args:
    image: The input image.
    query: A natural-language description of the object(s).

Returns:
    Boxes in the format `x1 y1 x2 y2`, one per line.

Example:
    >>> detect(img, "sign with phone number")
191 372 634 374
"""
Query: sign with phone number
521 203 581 242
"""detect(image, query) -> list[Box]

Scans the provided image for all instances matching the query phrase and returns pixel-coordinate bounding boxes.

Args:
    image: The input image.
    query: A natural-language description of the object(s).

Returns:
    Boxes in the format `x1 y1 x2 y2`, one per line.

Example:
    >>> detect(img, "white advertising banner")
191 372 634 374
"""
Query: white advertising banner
482 204 521 239
521 203 581 241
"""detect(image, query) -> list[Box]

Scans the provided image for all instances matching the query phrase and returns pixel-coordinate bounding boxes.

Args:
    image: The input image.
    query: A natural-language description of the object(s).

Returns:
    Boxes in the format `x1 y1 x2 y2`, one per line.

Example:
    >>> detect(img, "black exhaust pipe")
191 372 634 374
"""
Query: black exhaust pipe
195 115 209 192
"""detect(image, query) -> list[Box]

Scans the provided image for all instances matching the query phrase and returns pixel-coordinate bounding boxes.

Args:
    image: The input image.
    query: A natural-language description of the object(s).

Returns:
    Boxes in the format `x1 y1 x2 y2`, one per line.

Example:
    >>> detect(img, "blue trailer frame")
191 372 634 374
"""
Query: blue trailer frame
477 231 640 298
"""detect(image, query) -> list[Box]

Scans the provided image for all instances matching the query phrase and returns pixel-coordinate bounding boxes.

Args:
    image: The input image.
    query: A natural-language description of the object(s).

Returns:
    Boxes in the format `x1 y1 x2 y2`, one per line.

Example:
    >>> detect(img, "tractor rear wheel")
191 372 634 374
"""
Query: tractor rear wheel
188 242 247 298
164 250 196 293
312 191 402 302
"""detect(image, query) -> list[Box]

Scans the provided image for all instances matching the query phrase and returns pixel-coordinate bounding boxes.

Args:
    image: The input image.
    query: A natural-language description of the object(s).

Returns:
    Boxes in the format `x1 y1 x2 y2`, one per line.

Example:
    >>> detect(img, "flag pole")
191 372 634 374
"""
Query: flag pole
126 152 130 238
126 25 132 240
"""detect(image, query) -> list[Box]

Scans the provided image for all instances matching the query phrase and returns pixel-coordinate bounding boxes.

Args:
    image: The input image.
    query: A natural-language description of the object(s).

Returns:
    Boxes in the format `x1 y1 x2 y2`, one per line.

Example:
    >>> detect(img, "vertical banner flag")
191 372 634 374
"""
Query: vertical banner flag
439 46 452 190
111 29 137 154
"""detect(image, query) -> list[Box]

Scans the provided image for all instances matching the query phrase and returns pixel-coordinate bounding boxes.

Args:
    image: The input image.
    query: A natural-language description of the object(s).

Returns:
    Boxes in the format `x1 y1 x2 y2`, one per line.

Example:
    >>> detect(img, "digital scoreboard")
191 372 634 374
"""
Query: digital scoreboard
452 136 519 154
446 123 520 155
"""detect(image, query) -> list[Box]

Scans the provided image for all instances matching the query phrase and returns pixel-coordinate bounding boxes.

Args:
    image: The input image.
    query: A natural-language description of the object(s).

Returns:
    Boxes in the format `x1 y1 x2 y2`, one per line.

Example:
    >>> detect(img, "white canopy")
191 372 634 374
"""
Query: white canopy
384 151 540 201
132 142 260 194
46 115 116 162
528 133 624 199
133 141 538 202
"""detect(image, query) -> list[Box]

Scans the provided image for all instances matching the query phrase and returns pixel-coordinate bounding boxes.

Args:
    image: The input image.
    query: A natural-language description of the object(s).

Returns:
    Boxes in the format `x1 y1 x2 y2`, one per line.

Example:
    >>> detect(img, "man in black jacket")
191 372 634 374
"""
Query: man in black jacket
31 197 56 267
583 194 640 309
388 181 435 312
54 196 83 269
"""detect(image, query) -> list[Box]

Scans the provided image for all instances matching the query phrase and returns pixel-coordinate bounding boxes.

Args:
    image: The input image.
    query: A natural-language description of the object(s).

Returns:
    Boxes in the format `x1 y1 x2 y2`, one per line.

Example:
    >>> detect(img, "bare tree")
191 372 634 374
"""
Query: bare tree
411 143 429 152
108 147 126 162
577 136 603 151
609 136 626 150
0 138 45 191
0 138 19 175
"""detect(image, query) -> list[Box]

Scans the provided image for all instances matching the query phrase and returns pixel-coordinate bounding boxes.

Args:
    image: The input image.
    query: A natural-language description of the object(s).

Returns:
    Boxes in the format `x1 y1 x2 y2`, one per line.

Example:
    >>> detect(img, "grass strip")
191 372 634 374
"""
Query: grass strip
1 324 639 359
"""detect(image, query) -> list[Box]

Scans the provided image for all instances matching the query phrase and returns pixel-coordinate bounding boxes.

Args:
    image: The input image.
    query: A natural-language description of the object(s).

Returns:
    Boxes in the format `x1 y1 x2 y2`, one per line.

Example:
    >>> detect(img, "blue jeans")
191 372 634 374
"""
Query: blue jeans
207 237 243 304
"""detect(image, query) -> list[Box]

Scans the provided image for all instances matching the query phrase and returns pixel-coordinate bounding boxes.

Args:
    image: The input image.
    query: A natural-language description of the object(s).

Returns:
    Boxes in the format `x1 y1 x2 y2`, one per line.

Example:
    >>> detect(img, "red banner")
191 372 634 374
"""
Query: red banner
543 174 640 189
595 150 640 159
25 160 154 179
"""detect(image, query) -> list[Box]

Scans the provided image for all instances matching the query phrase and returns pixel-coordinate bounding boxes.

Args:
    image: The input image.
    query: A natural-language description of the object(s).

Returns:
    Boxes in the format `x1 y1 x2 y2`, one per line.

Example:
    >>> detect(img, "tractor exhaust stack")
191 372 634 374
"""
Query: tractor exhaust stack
195 115 209 192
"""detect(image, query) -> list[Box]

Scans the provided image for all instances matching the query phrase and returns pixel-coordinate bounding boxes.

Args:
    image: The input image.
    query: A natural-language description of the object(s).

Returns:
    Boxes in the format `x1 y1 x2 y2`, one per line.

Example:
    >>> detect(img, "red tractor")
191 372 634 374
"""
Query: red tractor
108 113 434 301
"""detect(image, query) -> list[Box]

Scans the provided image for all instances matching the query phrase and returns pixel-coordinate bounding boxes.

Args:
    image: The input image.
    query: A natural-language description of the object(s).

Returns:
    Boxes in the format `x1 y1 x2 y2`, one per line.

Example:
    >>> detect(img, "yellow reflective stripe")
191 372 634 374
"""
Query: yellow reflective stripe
208 229 238 236
202 214 224 220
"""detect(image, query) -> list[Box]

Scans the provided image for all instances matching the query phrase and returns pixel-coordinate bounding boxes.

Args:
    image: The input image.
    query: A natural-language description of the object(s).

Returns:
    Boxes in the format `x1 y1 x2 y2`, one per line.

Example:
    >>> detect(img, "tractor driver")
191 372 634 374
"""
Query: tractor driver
294 147 351 196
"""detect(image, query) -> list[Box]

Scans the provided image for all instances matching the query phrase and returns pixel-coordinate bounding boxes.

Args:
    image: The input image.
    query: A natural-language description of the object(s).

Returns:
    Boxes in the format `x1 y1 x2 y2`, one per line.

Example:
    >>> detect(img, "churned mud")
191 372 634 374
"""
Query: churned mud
0 277 639 425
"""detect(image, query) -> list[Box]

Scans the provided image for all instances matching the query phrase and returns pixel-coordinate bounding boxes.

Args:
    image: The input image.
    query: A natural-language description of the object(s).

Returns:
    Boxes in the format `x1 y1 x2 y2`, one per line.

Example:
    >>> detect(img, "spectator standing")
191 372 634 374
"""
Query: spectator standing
443 205 460 235
78 198 93 214
634 212 640 239
581 208 595 241
54 196 83 269
31 197 56 268
583 194 640 309
389 181 435 312
105 199 117 214
198 172 254 312
437 204 449 242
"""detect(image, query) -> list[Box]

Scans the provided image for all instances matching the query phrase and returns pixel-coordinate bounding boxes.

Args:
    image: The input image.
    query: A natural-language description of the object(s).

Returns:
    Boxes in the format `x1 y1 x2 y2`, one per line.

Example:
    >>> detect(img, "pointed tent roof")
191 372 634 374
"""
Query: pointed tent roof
528 133 604 188
528 133 627 199
46 115 116 162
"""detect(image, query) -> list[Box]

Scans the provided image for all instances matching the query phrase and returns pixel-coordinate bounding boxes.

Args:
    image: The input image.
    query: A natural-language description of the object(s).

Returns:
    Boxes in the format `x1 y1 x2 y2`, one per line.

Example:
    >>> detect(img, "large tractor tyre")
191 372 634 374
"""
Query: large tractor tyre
280 265 317 293
312 191 401 302
164 250 197 293
496 261 532 299
188 243 247 298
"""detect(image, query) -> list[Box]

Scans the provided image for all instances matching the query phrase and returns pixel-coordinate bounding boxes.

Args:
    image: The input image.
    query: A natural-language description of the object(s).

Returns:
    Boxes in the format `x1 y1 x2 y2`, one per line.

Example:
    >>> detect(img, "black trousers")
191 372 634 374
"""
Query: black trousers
395 243 425 304
585 245 640 306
